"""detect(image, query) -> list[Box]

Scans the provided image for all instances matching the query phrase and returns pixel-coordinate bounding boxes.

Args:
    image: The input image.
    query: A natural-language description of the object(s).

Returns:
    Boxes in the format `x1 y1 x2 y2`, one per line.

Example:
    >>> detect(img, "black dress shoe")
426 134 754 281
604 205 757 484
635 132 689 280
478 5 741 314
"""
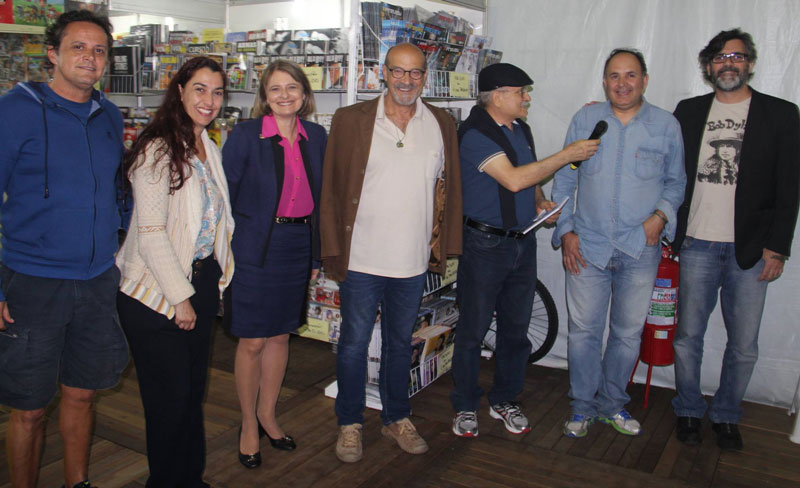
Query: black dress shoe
712 422 743 450
258 421 297 451
676 416 702 445
238 426 262 468
267 433 296 451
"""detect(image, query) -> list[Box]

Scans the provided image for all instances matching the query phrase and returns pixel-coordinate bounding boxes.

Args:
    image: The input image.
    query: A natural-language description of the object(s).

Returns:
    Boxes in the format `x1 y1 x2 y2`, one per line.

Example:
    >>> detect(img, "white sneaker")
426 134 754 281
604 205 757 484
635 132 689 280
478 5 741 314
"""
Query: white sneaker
563 414 594 438
489 402 530 434
452 411 479 437
599 409 641 436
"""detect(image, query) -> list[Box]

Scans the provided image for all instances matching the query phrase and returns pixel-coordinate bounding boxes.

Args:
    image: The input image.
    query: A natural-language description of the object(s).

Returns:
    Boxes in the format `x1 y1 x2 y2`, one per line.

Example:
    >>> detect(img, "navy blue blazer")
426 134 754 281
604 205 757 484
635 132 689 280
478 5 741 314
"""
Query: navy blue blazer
672 89 800 269
222 116 327 268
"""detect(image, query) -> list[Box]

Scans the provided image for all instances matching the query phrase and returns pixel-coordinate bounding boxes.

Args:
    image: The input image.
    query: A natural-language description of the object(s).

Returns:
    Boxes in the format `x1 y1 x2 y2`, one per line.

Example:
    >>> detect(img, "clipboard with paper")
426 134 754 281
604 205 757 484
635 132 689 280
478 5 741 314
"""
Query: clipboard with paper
521 196 570 235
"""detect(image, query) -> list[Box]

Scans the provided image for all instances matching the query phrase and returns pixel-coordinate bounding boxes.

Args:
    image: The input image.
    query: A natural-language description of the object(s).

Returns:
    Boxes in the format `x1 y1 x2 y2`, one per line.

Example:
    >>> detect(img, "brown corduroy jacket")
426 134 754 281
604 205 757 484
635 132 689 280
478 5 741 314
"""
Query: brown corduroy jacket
319 96 462 282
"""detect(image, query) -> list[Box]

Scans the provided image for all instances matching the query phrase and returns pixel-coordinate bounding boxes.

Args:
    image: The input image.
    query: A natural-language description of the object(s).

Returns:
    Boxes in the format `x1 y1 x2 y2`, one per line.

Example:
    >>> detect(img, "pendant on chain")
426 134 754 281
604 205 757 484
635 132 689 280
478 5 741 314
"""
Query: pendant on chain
396 141 404 148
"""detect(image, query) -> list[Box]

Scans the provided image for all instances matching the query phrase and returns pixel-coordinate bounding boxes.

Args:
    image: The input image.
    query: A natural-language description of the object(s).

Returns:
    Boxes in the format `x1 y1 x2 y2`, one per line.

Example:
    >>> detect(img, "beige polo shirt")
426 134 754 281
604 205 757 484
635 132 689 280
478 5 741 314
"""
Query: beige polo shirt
348 93 445 278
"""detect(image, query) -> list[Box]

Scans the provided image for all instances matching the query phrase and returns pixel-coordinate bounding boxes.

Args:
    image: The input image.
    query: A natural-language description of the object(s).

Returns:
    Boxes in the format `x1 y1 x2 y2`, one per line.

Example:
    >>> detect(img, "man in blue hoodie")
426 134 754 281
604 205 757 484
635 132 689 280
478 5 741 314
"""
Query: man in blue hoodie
0 10 127 488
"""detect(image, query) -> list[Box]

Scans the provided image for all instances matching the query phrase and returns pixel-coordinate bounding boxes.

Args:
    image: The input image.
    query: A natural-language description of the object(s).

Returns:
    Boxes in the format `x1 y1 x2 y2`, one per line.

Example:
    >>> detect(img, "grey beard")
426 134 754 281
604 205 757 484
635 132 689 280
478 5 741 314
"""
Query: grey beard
713 68 747 92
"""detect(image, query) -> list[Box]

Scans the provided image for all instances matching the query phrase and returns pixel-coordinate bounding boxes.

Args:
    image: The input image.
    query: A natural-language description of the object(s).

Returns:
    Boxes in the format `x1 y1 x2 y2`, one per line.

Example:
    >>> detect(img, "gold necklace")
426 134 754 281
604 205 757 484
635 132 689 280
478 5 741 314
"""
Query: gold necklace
393 124 406 148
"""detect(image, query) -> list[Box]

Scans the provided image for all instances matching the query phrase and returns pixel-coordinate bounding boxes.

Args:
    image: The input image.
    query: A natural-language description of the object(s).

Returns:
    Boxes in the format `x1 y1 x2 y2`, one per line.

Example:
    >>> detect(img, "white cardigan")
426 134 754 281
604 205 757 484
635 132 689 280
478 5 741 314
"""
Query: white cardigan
116 130 235 318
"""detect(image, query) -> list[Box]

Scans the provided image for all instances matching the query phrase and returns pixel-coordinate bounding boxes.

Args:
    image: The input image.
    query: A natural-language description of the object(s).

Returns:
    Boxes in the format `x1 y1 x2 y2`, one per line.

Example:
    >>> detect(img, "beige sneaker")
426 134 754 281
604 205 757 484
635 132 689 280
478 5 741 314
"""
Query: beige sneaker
381 418 429 454
336 423 363 463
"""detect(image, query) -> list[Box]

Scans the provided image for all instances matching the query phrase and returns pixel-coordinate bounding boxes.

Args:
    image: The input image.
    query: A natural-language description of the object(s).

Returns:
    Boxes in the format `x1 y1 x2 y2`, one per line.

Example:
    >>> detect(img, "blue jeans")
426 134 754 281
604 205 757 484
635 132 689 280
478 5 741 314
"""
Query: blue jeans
672 238 767 424
566 244 661 417
335 270 427 426
450 225 536 412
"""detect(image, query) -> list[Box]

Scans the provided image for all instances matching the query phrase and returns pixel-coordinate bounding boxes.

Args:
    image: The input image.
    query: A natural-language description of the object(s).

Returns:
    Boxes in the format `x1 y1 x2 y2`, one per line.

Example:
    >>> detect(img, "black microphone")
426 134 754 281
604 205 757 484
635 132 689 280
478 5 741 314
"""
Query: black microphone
570 120 608 170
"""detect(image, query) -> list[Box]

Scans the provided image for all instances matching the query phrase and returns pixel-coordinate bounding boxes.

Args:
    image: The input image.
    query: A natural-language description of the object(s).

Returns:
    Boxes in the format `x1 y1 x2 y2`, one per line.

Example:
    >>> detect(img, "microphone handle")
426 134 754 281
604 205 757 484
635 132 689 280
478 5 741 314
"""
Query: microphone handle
570 124 606 170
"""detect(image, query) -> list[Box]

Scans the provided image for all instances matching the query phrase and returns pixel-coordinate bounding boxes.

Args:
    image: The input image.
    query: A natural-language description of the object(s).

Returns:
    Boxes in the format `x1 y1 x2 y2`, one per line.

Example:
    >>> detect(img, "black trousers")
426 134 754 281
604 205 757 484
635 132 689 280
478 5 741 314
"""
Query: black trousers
118 256 221 488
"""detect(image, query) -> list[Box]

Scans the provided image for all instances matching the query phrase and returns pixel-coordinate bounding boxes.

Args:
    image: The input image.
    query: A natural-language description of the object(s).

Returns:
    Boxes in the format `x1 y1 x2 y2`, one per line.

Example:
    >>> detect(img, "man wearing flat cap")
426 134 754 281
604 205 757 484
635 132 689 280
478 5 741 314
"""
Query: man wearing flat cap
552 49 685 439
450 62 599 437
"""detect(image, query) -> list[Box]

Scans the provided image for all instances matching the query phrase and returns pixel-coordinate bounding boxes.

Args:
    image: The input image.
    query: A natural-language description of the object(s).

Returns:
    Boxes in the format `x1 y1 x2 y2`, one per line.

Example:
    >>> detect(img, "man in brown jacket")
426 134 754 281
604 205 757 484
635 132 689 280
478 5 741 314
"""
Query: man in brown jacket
320 43 461 463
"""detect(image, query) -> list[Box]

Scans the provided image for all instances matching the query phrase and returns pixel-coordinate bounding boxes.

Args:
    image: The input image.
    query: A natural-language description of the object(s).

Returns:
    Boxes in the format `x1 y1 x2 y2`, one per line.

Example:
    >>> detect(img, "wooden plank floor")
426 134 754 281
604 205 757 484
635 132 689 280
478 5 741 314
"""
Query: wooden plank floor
3 324 800 487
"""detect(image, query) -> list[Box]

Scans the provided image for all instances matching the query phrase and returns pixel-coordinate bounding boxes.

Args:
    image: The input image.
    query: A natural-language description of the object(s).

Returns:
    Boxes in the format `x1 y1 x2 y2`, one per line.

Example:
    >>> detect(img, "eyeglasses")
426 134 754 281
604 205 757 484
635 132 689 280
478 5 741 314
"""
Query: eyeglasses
387 67 426 80
711 52 748 64
497 85 533 96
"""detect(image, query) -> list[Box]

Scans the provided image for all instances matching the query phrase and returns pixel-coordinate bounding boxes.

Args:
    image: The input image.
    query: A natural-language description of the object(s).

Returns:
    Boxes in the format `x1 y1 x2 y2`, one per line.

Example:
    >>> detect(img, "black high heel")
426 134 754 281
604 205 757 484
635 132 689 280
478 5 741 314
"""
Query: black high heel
258 422 296 451
238 426 262 468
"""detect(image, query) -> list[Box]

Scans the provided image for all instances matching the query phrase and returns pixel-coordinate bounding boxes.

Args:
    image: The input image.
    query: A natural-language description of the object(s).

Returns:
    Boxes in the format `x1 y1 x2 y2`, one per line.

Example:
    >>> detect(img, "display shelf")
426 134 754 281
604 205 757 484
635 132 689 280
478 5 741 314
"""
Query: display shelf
0 24 46 35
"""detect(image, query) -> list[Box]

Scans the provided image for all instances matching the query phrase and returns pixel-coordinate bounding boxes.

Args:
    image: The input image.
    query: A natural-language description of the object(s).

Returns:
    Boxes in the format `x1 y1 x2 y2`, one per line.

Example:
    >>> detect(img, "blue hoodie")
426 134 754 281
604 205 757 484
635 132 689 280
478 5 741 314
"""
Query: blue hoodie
0 82 125 300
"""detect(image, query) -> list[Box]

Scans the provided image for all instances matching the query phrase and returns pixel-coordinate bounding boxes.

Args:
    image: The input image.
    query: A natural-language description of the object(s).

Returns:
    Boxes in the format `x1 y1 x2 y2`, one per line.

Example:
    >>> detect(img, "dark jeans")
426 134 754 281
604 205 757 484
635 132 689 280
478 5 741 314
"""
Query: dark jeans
118 256 220 488
335 270 427 426
450 225 537 412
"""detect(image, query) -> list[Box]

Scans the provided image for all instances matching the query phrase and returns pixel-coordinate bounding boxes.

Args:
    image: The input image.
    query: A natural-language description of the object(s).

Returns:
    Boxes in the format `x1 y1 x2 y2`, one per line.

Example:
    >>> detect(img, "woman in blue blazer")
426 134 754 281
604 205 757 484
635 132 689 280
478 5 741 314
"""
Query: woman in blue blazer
222 60 327 468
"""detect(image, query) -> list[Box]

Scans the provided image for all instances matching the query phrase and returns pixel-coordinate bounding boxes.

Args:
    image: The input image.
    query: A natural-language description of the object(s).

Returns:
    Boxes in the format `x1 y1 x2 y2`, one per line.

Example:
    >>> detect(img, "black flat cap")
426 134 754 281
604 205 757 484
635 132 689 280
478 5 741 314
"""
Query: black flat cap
478 63 533 91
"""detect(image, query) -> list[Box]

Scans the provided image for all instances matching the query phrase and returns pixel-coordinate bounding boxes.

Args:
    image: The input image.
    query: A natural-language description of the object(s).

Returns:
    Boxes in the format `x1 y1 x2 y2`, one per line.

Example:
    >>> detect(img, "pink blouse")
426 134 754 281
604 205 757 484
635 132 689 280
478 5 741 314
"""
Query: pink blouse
261 114 314 217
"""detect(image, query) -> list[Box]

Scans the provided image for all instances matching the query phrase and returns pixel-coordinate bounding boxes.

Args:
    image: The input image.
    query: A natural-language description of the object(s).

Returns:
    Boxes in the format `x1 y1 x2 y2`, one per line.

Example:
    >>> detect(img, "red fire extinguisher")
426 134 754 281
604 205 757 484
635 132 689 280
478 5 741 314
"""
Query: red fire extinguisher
629 243 680 408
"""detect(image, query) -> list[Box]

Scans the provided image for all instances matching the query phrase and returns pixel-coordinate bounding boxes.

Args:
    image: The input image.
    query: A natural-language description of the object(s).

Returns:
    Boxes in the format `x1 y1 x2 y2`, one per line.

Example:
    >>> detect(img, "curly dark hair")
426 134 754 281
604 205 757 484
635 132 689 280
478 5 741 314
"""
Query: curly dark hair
44 10 114 69
699 28 757 84
124 56 226 193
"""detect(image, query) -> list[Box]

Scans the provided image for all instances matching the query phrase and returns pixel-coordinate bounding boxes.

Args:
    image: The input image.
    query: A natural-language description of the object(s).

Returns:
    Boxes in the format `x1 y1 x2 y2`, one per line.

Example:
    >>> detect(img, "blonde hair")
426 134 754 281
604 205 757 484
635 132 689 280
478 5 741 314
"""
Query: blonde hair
252 59 316 119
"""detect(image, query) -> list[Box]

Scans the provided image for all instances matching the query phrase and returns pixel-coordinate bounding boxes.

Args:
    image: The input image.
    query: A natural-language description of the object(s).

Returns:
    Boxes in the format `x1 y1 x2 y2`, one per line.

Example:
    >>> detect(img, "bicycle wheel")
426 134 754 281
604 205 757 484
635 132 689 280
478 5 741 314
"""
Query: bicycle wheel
527 280 558 363
482 279 559 363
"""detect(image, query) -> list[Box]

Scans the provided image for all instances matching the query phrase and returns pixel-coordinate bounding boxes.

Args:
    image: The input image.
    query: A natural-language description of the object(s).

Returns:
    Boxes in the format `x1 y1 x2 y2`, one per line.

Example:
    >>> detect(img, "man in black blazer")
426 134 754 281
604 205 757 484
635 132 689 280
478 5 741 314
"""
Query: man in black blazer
670 28 800 451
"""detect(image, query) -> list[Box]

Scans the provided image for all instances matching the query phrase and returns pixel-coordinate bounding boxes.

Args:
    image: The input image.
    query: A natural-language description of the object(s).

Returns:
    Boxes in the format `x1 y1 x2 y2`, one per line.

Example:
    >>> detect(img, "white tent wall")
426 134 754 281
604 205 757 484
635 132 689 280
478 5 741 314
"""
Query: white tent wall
487 0 800 409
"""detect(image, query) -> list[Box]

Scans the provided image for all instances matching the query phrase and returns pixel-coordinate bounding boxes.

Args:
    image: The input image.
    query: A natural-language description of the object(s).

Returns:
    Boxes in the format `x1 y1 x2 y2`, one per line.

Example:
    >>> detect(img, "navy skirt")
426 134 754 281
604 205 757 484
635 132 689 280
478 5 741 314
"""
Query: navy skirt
227 222 311 338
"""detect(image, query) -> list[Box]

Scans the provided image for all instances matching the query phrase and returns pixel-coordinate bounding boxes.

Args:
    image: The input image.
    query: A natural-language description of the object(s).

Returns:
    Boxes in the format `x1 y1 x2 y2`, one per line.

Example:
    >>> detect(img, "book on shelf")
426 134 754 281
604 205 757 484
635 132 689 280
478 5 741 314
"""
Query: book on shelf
306 28 349 53
211 42 235 54
455 47 479 75
466 34 492 50
422 22 447 42
380 2 404 22
396 20 424 41
408 38 439 71
225 53 250 90
378 18 405 74
109 45 140 93
129 24 164 54
434 43 463 71
168 30 197 44
121 34 149 63
323 52 346 90
155 54 181 90
250 55 269 90
478 49 503 70
447 32 468 46
278 40 302 56
245 29 271 42
302 40 328 55
185 43 210 55
235 40 266 56
25 56 47 83
273 30 292 42
431 11 456 31
359 60 381 90
226 31 248 43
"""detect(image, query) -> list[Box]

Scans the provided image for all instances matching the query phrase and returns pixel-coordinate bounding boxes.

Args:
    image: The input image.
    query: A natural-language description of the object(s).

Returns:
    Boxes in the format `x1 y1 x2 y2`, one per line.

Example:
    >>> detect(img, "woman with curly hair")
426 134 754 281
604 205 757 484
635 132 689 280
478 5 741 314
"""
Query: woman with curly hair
116 56 234 487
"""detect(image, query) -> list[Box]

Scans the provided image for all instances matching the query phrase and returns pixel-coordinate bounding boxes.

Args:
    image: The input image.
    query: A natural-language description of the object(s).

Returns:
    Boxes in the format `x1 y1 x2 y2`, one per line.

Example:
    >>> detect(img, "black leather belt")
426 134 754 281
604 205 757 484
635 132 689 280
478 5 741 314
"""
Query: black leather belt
275 216 310 224
464 217 525 239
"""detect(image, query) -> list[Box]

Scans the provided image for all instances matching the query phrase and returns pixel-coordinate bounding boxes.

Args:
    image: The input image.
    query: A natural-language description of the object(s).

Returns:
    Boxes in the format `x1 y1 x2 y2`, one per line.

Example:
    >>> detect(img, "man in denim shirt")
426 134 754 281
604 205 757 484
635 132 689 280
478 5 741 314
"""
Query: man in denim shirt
552 49 686 438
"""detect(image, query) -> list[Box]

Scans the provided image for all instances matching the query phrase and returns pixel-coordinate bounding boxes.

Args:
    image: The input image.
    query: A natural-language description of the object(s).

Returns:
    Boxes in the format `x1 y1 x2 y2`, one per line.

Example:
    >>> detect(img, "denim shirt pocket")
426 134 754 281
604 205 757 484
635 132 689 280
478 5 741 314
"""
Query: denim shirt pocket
580 144 603 176
634 148 665 180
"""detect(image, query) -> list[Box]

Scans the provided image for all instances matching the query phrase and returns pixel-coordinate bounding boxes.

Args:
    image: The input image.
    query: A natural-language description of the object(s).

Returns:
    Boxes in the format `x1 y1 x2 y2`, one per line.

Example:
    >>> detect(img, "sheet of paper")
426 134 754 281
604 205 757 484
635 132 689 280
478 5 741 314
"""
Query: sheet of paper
522 196 570 235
